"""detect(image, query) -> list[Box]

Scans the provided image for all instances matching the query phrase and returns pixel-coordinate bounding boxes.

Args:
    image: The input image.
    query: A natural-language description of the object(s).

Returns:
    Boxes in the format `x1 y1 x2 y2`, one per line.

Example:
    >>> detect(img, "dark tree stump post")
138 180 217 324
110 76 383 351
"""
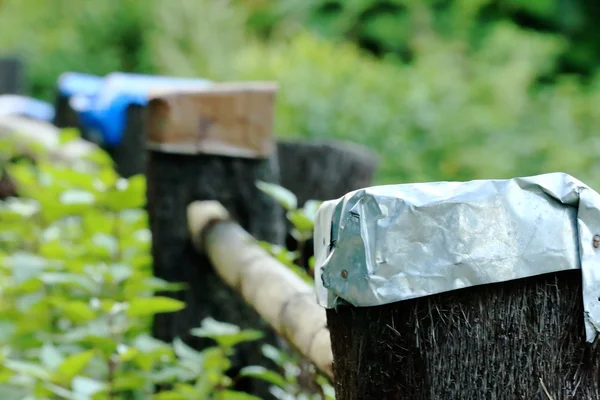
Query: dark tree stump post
327 270 600 400
107 105 147 178
275 139 378 266
276 139 378 207
53 92 80 130
0 56 24 95
145 83 286 398
0 56 25 197
316 176 600 400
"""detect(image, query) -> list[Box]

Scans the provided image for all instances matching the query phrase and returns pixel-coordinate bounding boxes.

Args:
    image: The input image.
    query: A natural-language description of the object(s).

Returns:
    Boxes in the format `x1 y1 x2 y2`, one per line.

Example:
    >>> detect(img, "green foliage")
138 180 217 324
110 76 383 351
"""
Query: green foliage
0 0 247 101
239 0 600 76
256 183 335 400
0 131 319 399
3 0 600 189
237 28 600 187
257 182 321 281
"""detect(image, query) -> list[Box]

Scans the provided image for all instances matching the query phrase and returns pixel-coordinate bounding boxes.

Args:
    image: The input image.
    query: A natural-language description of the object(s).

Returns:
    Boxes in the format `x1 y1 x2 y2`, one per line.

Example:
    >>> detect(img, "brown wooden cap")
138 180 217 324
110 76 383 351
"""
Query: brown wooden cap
146 82 278 158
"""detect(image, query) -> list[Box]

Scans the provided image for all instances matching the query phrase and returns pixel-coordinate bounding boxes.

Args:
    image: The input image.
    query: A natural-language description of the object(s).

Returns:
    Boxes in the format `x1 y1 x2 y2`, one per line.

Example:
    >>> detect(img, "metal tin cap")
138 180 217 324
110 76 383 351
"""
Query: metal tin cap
313 172 600 342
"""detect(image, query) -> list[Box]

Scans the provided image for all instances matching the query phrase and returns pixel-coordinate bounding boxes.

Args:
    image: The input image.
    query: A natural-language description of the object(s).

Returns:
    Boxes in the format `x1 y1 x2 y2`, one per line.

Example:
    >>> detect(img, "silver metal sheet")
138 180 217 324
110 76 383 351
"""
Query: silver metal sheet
313 173 600 342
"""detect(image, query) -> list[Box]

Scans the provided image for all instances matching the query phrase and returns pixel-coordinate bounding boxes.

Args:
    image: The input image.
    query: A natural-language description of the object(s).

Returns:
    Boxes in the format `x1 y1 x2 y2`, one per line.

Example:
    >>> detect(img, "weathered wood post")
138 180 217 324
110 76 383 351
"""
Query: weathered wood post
276 139 378 208
145 83 286 397
276 139 378 267
314 173 600 400
0 56 24 95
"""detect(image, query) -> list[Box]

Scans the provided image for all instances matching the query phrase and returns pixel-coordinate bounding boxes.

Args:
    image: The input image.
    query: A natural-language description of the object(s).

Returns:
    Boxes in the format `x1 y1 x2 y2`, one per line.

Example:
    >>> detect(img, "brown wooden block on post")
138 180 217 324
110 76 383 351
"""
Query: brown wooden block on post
314 173 600 400
145 83 285 398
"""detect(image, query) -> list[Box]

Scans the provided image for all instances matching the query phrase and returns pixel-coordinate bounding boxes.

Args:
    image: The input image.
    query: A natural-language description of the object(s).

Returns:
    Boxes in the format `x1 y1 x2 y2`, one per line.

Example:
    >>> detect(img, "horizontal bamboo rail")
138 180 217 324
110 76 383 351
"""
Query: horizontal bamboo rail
187 200 333 379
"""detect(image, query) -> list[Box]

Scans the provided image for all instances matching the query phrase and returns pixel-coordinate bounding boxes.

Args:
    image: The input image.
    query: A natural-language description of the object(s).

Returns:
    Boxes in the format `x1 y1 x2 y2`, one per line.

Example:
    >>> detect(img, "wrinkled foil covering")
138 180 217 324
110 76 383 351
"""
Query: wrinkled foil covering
313 173 600 342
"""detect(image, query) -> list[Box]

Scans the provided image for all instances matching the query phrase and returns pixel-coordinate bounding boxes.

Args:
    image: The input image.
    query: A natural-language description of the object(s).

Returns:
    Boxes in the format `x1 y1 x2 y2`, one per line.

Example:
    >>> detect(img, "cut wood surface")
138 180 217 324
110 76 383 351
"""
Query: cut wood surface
146 83 278 158
187 200 333 379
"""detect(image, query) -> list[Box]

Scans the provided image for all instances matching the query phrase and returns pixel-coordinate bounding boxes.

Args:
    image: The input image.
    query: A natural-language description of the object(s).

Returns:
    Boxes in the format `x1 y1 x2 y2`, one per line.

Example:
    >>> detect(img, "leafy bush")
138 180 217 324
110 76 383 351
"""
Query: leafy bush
0 131 330 399
239 0 600 77
235 28 600 187
3 0 600 189
0 0 246 101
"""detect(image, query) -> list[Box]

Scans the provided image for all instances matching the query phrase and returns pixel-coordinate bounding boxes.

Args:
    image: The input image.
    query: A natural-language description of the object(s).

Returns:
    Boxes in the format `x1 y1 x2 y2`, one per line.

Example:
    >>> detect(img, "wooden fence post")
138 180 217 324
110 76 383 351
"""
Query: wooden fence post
314 175 600 400
145 83 286 397
275 139 378 268
276 139 378 207
0 56 24 95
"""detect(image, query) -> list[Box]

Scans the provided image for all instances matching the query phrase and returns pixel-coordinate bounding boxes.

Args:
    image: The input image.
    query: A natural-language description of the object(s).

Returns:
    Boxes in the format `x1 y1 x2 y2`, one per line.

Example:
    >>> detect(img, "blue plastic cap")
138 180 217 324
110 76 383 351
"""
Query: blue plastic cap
69 72 213 147
57 72 105 98
0 95 55 122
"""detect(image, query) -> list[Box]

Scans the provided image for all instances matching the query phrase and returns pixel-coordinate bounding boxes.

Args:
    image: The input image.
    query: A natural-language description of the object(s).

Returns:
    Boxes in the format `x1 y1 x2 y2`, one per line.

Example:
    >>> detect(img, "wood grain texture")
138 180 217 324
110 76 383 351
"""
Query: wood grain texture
146 83 278 158
327 270 600 400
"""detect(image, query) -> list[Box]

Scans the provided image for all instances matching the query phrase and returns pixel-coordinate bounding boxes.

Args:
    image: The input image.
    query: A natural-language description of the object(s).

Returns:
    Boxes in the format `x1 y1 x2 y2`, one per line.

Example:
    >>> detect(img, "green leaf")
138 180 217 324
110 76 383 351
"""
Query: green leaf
261 344 292 367
59 189 95 205
72 376 107 396
153 391 187 400
132 334 171 354
8 252 47 284
113 373 146 391
100 175 146 211
38 273 96 294
4 360 52 381
141 277 186 293
108 263 133 284
173 337 203 363
287 209 314 234
215 390 263 400
256 181 297 211
190 318 263 348
52 300 97 323
126 296 186 318
56 350 96 383
39 343 64 371
302 200 322 222
238 366 286 388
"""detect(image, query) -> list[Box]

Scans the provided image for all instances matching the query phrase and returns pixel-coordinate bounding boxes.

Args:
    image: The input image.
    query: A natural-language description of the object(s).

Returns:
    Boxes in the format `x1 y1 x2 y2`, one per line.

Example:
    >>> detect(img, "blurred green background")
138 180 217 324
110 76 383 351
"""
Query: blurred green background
1 0 599 186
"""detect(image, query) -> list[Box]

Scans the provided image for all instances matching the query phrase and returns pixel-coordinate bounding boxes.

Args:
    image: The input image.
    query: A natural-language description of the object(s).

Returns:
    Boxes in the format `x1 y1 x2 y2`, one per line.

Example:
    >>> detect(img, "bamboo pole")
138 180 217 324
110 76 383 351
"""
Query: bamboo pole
187 200 333 379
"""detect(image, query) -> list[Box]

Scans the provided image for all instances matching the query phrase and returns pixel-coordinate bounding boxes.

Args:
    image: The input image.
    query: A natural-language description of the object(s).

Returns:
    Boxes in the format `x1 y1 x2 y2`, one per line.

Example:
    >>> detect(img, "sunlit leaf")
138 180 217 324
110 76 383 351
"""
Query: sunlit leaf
256 181 297 211
287 210 314 234
4 360 51 381
100 175 146 211
59 189 95 205
173 337 203 363
56 350 96 382
113 373 147 391
72 376 107 396
215 390 263 400
126 296 186 318
51 299 97 323
7 252 47 284
154 391 188 400
238 365 286 388
39 343 64 371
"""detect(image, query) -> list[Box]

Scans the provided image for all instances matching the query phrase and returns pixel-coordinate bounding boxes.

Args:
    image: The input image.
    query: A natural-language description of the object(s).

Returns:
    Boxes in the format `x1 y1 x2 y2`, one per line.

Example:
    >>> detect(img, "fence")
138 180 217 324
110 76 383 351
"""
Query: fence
141 85 600 400
4 67 600 399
